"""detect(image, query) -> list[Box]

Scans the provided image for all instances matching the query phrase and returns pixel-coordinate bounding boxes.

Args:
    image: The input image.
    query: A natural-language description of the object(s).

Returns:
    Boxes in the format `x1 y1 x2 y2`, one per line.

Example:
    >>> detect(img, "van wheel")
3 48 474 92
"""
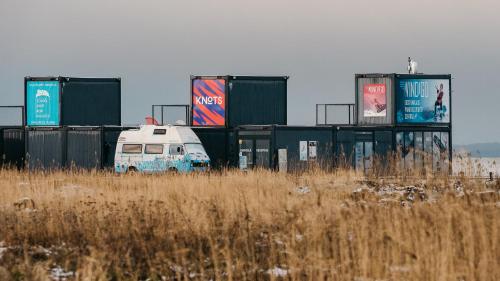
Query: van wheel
167 167 178 174
127 166 138 173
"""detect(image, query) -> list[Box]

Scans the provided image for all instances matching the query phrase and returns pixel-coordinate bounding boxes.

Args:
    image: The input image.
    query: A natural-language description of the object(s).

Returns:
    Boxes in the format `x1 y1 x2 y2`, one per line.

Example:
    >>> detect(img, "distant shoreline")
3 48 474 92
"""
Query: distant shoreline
454 142 500 158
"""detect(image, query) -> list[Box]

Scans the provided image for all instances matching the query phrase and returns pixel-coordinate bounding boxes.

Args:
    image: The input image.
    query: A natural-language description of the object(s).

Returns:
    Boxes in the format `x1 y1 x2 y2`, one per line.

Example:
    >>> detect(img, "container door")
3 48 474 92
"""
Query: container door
239 139 253 169
364 141 373 173
355 141 373 174
238 138 271 169
255 139 270 169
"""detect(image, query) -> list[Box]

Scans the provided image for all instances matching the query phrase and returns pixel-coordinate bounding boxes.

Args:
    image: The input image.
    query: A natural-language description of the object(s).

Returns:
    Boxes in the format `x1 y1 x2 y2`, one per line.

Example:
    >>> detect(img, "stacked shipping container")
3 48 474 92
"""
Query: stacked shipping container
191 76 288 128
25 77 121 127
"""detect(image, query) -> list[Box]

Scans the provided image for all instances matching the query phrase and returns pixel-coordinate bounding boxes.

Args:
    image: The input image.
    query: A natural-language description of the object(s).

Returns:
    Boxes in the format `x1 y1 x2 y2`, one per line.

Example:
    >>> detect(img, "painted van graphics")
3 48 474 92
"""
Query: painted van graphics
26 81 60 126
192 79 225 126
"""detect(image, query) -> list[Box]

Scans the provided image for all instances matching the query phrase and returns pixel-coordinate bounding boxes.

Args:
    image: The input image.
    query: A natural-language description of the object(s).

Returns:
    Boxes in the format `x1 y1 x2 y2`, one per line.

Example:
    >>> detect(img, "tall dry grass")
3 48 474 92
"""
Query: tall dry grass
0 168 498 281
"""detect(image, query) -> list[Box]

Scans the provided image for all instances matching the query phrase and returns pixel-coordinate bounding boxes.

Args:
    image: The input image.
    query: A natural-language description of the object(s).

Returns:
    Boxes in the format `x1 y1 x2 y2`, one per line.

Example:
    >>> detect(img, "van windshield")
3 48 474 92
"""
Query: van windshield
184 143 206 155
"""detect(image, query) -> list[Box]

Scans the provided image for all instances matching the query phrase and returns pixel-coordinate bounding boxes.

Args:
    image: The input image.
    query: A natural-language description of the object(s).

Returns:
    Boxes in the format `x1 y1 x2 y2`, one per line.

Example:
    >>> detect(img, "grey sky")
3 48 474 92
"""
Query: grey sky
1 0 499 144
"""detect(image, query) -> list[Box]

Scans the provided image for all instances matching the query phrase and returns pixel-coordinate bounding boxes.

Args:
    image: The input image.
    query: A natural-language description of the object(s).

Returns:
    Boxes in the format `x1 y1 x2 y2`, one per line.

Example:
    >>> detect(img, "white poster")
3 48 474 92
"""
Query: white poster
278 149 287 172
239 155 247 170
308 141 317 160
299 141 307 161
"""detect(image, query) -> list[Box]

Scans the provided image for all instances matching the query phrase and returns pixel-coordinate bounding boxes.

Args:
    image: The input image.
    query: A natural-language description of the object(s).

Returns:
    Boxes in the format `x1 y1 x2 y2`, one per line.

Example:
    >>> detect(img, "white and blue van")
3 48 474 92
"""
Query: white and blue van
114 125 210 173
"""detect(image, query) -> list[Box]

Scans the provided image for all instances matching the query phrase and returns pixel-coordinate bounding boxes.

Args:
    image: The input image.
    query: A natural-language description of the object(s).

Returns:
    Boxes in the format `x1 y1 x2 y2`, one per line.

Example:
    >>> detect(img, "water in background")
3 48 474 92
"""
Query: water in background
453 156 499 177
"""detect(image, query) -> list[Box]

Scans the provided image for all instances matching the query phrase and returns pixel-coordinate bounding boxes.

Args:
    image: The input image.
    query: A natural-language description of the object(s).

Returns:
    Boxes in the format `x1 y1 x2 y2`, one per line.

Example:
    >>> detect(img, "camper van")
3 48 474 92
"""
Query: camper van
114 125 210 173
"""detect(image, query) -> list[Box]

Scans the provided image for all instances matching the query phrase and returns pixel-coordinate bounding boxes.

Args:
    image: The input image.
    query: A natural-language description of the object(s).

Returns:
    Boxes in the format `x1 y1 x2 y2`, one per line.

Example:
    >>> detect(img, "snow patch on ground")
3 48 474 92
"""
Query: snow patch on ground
267 266 289 277
296 186 311 194
50 266 74 281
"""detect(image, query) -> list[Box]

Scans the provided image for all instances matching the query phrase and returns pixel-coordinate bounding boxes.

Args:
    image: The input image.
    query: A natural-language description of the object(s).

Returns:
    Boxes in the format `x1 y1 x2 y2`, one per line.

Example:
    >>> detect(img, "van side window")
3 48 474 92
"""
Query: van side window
169 144 184 155
122 144 142 154
153 129 166 135
145 144 164 154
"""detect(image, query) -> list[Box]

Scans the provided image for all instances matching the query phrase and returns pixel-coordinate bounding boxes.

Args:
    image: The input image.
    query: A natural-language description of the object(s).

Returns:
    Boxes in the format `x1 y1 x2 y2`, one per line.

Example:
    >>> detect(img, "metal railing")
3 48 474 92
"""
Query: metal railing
0 106 25 127
316 103 356 125
151 104 190 126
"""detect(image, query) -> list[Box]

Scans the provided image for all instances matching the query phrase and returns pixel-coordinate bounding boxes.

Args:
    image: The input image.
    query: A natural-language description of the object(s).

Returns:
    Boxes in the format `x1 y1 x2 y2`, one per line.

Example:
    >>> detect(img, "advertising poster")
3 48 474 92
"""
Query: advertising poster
299 141 307 161
308 141 317 160
26 81 60 126
192 79 225 126
396 79 450 123
363 84 387 117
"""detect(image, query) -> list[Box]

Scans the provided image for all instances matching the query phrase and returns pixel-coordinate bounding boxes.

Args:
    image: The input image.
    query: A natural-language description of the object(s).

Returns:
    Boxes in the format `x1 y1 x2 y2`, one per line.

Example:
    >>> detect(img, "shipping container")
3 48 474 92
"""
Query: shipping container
25 77 121 127
191 127 237 169
2 128 26 169
355 74 452 127
191 76 288 128
25 126 135 170
355 74 395 125
66 127 102 169
26 127 66 170
335 126 394 173
236 125 334 172
103 126 135 169
334 125 451 173
394 126 452 173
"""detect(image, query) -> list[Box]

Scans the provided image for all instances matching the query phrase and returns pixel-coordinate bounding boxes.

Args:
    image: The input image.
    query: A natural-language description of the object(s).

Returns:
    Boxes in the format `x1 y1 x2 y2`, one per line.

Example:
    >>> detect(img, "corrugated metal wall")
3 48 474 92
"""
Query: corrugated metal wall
102 128 123 169
228 78 286 127
274 127 334 171
67 129 102 169
27 129 65 170
356 76 394 125
0 129 4 166
192 127 229 169
2 128 25 169
61 78 121 126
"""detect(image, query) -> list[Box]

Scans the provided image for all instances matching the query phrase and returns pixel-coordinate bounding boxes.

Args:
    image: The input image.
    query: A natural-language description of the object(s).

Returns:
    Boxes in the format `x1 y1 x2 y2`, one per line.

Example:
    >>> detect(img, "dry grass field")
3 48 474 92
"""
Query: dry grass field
0 168 498 281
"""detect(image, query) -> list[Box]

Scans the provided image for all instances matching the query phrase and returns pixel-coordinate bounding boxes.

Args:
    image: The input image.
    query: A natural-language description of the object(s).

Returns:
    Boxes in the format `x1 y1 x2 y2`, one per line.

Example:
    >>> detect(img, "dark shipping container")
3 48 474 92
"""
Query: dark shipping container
236 125 334 172
25 126 135 170
355 73 452 127
2 128 26 169
26 128 66 170
334 125 451 173
66 127 102 169
24 77 121 127
191 127 236 169
191 76 288 128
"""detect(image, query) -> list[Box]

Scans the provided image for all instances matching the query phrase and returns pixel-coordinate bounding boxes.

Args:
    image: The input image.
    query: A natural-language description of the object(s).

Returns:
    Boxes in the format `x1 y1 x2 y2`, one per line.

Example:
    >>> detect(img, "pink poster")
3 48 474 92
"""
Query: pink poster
363 84 387 117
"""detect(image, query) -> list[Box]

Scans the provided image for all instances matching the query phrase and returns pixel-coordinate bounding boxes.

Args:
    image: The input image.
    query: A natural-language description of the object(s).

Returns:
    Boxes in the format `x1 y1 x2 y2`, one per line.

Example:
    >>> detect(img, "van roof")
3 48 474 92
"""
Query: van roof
118 125 201 144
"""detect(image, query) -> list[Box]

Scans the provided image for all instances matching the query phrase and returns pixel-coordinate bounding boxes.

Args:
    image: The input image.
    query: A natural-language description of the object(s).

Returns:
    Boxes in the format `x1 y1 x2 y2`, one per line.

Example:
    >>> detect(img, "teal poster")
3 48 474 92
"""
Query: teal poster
26 81 60 126
396 79 450 124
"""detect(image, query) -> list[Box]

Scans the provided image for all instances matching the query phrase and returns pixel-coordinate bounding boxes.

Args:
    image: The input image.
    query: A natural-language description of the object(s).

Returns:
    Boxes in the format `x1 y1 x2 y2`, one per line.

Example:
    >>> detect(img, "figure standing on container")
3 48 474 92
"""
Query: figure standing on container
434 83 444 120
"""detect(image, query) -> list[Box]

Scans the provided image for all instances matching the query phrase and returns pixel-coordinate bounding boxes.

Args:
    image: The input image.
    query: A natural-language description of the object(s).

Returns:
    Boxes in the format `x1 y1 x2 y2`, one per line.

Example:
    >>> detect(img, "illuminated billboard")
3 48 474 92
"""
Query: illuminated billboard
396 79 450 124
192 79 225 126
26 81 60 126
363 83 387 117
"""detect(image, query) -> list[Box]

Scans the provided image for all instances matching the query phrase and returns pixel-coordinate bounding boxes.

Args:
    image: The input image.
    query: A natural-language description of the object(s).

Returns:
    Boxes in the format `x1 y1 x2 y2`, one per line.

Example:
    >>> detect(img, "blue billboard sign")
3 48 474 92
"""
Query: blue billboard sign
26 81 60 126
396 79 450 124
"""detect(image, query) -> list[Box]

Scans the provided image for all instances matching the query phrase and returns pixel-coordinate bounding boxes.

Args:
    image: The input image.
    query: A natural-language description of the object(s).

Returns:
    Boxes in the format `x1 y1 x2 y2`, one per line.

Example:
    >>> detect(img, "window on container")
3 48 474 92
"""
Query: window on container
169 144 184 155
153 129 166 135
395 132 404 169
122 144 142 154
403 132 414 170
414 132 424 171
145 144 164 154
255 139 270 168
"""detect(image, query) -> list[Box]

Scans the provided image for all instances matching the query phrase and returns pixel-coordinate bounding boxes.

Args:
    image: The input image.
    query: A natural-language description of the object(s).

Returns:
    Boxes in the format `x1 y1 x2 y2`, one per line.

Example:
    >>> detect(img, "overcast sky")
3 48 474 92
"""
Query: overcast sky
1 0 499 144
